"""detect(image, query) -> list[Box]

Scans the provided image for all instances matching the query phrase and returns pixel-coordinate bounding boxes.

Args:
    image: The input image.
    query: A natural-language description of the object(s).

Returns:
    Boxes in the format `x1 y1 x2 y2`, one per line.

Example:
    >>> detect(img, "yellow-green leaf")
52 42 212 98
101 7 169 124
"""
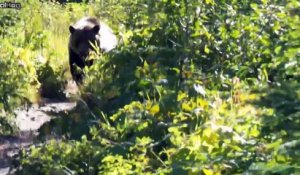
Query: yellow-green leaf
149 104 160 115
204 45 210 54
231 30 240 39
203 168 213 175
182 103 192 111
177 91 188 101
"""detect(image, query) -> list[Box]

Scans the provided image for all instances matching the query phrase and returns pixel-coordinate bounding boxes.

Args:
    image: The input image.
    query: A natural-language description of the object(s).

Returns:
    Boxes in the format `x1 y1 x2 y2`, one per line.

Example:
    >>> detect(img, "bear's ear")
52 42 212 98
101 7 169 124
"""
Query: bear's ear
69 25 75 34
92 25 100 33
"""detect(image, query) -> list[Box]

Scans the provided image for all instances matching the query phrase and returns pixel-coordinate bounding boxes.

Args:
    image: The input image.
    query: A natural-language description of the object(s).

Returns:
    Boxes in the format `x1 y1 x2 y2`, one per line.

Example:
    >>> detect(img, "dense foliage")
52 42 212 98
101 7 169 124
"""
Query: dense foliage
0 0 299 174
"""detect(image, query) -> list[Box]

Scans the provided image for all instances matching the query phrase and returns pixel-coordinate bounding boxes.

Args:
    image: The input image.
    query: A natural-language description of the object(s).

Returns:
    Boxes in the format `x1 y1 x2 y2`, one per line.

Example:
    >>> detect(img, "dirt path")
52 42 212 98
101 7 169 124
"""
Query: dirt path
0 101 77 175
0 81 78 175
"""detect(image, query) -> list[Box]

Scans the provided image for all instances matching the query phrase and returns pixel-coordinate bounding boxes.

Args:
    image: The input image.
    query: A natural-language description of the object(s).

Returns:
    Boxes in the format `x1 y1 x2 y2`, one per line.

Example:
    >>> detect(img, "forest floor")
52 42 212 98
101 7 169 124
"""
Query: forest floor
0 81 78 175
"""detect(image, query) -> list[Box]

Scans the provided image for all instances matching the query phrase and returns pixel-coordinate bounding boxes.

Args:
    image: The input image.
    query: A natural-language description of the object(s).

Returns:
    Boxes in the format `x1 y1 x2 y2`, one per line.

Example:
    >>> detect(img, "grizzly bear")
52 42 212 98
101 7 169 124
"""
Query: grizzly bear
68 17 117 83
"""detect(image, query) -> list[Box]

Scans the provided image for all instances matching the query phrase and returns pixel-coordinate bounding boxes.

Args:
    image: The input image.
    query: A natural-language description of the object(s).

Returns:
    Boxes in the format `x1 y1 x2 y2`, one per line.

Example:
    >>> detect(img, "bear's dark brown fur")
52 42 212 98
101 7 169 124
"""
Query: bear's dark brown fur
68 17 117 83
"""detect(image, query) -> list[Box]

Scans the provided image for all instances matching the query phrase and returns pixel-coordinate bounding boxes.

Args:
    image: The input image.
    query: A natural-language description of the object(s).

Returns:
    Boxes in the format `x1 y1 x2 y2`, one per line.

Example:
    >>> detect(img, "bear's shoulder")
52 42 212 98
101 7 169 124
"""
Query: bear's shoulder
72 17 99 30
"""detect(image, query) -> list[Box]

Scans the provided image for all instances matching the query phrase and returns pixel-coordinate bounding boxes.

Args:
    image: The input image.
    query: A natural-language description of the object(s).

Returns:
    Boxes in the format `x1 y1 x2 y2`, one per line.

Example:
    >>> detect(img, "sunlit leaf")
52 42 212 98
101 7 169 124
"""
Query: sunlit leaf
203 168 213 175
149 104 160 115
204 45 210 54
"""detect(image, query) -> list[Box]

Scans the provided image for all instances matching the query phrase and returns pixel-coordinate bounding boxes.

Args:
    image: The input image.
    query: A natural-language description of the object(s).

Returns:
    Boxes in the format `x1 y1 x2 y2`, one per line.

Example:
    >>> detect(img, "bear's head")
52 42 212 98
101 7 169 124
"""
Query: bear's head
69 20 100 60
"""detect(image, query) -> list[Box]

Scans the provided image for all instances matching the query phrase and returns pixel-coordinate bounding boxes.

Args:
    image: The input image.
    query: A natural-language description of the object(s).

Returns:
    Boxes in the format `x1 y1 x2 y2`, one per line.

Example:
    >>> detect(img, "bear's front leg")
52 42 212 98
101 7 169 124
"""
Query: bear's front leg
69 48 85 83
86 59 94 67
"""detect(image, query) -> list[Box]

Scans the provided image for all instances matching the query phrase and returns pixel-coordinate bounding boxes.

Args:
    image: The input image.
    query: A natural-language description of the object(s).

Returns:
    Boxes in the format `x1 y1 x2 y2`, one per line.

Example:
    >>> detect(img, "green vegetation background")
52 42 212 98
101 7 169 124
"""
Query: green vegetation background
0 0 299 174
